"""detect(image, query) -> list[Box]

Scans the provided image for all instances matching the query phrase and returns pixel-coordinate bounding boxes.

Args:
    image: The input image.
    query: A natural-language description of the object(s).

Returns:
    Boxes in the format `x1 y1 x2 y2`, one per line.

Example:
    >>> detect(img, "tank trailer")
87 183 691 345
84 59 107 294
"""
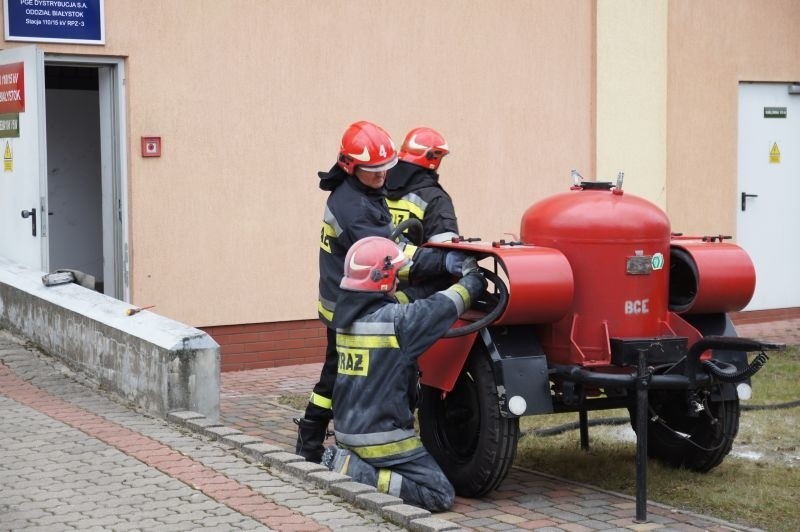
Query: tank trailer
415 175 780 520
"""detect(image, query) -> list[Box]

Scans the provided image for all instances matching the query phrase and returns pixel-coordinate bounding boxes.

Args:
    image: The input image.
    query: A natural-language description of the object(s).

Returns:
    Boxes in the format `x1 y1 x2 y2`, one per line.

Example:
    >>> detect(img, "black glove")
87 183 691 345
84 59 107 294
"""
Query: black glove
459 271 488 302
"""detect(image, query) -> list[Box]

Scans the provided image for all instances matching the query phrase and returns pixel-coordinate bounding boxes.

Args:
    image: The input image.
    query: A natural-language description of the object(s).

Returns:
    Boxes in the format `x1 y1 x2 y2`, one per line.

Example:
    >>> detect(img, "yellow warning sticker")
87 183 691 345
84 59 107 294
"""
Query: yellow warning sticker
769 142 780 164
3 141 11 172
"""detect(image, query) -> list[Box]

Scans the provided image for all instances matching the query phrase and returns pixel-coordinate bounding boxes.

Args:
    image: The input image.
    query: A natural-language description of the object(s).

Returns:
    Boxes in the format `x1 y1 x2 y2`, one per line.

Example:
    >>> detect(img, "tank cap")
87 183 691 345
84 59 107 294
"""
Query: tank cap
579 181 614 190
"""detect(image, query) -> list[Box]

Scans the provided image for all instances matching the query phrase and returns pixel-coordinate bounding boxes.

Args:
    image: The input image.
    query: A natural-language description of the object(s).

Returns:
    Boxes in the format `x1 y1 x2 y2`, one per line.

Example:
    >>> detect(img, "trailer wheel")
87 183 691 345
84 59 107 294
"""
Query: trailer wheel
418 345 519 497
629 384 740 472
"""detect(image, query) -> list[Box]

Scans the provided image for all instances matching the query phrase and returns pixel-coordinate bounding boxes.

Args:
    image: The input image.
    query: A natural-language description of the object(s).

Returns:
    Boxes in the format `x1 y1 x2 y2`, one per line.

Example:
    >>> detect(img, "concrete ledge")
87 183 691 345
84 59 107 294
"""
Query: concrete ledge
407 517 465 531
163 413 464 531
186 418 225 433
356 492 405 512
284 461 329 479
0 257 220 420
382 504 431 528
166 410 205 425
329 481 377 502
221 433 263 449
306 469 352 488
261 451 306 468
241 442 284 460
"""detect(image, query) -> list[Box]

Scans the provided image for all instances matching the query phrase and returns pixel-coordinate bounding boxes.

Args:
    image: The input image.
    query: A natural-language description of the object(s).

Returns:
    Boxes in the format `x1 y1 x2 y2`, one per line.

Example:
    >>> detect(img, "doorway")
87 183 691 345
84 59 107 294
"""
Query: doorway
45 66 105 290
0 48 127 300
737 82 800 310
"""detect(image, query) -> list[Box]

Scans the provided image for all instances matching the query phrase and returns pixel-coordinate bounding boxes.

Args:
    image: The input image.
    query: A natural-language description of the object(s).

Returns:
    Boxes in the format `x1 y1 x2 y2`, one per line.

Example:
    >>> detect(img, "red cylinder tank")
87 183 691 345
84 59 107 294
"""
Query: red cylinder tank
520 183 672 366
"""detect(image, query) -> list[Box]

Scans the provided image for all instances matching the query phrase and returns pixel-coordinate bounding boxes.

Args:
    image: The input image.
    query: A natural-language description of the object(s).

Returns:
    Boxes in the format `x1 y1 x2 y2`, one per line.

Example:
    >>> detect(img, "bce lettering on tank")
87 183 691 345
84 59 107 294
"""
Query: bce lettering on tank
624 298 650 315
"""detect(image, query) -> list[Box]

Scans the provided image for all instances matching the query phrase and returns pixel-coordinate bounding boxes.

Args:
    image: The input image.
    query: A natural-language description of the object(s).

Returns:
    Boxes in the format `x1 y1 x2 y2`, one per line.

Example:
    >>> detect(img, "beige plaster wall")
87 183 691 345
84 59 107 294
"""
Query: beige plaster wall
666 0 800 236
596 0 667 207
3 1 595 326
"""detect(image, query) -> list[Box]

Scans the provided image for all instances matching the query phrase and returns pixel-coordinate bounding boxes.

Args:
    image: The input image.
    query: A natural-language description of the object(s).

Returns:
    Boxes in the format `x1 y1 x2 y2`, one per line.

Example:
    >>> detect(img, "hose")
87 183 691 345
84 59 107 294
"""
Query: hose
389 218 424 245
702 352 770 382
443 267 509 338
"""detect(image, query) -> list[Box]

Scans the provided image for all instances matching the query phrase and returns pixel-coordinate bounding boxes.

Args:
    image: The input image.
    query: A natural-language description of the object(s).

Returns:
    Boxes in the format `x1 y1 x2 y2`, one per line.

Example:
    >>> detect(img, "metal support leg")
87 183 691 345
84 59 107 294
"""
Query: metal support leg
579 410 589 450
635 348 649 523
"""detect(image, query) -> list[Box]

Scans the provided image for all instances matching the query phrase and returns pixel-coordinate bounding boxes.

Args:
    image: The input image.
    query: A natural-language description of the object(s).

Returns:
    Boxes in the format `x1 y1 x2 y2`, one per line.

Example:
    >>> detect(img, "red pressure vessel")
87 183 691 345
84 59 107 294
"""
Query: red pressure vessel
520 184 672 366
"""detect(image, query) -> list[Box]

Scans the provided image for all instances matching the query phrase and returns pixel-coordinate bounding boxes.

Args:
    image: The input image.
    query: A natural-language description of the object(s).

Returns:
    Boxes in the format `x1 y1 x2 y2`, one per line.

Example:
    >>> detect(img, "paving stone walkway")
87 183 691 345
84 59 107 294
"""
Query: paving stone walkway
2 317 795 531
0 333 407 531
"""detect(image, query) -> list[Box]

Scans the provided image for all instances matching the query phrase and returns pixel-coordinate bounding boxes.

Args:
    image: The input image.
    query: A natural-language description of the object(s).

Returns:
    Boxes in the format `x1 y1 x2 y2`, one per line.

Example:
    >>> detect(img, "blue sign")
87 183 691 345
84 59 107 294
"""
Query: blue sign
4 0 104 45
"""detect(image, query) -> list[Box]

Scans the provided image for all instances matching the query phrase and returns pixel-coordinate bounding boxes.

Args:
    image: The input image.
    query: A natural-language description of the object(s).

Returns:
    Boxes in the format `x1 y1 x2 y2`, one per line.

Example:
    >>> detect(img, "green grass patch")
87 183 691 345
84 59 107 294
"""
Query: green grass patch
516 347 800 531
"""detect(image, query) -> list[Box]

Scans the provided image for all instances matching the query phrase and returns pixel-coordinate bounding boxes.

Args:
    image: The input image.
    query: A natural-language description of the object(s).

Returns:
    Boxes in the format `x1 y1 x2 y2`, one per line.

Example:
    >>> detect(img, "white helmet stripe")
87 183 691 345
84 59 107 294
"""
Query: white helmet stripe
405 134 428 152
348 146 371 162
406 135 449 153
348 253 372 271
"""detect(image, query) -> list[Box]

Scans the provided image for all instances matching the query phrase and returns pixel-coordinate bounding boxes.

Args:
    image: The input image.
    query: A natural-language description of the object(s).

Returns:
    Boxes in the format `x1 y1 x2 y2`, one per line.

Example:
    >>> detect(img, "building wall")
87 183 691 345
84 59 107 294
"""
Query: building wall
4 1 798 370
596 0 667 207
3 0 595 329
666 0 800 236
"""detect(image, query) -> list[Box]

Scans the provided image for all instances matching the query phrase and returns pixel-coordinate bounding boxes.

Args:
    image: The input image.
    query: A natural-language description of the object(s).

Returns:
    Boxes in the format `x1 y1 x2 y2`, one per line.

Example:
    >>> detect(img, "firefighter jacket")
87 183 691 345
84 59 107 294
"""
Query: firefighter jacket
318 164 452 328
386 160 459 244
331 273 485 467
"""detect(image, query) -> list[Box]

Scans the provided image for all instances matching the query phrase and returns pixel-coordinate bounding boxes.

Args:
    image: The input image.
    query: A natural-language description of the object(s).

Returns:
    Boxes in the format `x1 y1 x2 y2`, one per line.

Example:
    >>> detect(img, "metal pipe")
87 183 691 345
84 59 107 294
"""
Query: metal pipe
635 349 649 522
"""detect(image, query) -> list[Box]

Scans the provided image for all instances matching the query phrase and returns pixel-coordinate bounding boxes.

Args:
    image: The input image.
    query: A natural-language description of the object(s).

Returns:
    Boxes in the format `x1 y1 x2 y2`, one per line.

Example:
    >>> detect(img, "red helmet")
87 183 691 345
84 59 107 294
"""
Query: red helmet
340 236 410 292
337 121 398 175
398 127 450 170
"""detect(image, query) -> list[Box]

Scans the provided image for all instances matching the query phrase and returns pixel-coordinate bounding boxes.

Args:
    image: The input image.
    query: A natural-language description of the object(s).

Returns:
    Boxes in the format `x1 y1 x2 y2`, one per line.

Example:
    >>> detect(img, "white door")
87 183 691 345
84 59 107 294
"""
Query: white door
737 83 800 310
0 45 48 271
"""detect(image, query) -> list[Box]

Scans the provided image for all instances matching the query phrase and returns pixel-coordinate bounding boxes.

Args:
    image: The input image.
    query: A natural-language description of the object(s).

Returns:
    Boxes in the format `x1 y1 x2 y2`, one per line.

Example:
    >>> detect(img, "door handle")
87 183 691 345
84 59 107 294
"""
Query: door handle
21 208 37 236
741 192 758 211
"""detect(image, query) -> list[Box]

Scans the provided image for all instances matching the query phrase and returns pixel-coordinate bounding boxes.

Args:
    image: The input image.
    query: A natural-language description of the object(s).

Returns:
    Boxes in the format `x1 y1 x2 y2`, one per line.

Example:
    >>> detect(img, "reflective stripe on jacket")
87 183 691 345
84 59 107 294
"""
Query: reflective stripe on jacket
332 282 475 467
386 160 459 243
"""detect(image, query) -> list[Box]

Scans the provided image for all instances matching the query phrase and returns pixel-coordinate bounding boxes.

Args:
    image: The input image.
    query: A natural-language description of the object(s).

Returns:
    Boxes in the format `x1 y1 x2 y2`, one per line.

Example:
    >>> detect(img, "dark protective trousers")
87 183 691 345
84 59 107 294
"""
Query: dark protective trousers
295 327 337 462
304 327 338 423
341 449 455 513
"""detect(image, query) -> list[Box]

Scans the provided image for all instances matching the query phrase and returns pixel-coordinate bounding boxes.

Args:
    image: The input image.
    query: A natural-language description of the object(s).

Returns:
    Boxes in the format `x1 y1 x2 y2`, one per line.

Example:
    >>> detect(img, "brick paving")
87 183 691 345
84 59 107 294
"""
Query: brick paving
217 317 799 532
0 333 404 532
2 318 795 531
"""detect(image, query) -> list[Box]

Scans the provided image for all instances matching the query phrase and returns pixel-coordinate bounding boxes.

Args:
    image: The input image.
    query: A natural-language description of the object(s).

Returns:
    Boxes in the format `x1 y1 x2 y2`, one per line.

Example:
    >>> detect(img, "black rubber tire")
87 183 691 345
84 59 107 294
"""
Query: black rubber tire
418 343 519 497
629 384 740 472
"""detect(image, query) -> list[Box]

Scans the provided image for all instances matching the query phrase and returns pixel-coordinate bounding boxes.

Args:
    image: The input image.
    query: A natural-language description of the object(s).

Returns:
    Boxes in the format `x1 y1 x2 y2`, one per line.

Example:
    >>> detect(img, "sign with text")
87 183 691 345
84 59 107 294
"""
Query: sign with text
0 113 20 137
0 62 25 114
4 0 104 44
764 107 787 119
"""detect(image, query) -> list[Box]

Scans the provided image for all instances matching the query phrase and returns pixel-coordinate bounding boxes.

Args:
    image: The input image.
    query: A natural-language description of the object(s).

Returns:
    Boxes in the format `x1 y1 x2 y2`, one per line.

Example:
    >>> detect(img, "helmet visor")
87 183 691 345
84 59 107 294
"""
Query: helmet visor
358 155 398 173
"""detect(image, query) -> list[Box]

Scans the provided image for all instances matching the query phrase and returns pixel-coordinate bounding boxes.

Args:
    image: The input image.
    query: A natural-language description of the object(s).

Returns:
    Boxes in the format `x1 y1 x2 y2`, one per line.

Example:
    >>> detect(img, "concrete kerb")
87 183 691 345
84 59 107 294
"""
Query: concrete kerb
166 410 464 532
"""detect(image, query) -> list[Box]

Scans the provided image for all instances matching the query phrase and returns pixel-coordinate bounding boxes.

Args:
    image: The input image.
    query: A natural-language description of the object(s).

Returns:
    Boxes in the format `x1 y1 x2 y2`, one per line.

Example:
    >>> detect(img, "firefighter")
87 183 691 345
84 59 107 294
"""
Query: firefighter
296 121 470 463
321 236 487 512
386 127 459 245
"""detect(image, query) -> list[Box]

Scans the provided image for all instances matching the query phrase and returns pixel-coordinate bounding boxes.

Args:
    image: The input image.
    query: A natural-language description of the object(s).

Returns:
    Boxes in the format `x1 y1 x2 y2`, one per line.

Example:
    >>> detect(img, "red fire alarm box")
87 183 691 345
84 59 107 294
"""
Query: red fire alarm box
141 136 161 157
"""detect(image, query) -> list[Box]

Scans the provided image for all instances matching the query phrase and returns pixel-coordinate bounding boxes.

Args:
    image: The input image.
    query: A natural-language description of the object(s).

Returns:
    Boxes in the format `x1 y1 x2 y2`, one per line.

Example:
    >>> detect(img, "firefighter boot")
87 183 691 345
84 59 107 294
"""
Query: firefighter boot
294 417 327 463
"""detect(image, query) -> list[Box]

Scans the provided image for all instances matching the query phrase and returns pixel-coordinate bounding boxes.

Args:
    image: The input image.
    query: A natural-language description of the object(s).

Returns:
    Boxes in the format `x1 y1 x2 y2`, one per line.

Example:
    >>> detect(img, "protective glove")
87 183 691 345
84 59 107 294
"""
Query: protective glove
459 270 488 301
445 251 468 276
460 256 479 276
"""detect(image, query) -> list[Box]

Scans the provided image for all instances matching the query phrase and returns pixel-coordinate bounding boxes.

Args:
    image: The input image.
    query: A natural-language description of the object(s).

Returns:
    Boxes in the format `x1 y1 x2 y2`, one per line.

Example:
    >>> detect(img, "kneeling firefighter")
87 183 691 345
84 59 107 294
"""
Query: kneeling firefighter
321 236 486 512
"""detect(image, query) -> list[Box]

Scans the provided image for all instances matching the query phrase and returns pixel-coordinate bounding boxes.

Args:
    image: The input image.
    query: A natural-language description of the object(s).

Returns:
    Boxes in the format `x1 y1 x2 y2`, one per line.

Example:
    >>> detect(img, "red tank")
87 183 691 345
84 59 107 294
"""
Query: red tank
520 183 673 366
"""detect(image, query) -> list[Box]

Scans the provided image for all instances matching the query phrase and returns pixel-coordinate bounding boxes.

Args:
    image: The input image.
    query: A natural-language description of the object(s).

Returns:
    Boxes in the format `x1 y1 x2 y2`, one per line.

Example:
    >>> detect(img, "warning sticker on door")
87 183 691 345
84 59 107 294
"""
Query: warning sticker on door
769 142 780 164
3 141 11 172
